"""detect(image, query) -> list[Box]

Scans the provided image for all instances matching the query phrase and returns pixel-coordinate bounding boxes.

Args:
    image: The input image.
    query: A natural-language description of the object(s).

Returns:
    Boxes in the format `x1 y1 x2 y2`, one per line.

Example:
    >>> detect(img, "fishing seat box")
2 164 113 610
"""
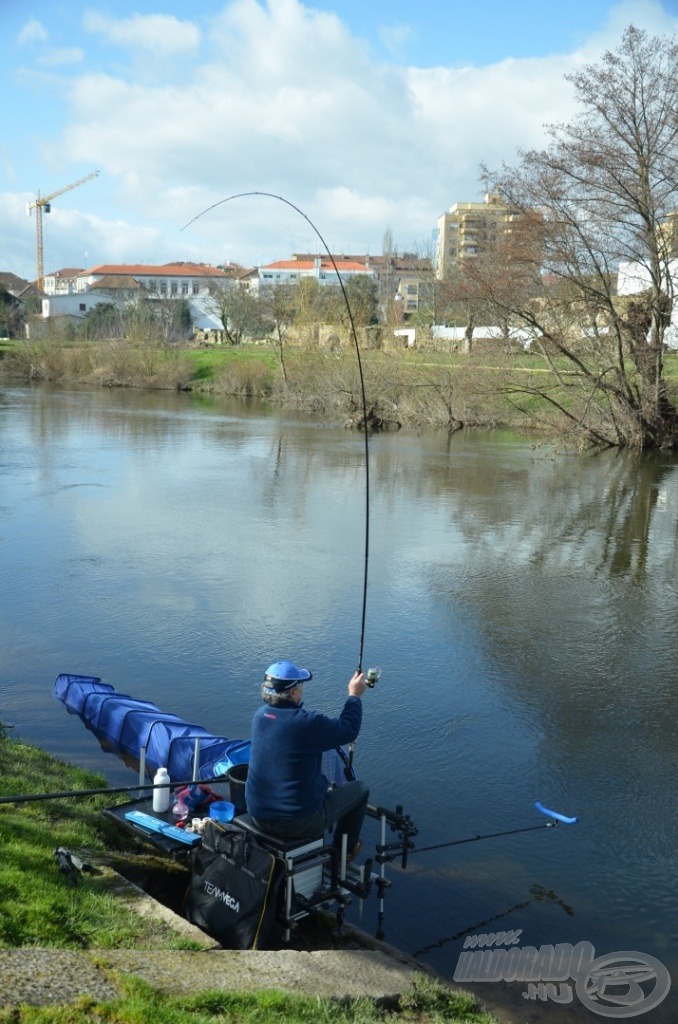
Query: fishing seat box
235 813 328 901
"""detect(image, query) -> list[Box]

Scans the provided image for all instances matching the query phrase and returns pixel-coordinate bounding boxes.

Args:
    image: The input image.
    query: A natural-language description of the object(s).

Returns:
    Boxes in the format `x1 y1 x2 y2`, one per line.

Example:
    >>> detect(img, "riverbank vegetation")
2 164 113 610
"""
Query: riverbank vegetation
0 725 495 1023
0 974 496 1024
3 332 678 445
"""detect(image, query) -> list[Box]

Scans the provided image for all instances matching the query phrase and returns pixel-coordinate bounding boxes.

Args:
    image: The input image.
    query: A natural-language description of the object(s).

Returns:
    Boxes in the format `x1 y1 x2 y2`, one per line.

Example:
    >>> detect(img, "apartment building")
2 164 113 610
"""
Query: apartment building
436 193 527 280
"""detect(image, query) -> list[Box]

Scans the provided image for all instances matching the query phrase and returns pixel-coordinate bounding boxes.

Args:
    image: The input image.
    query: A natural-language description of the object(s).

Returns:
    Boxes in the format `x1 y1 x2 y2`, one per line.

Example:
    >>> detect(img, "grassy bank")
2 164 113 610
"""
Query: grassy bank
4 335 678 441
0 335 545 432
0 724 201 951
0 727 496 1023
0 973 495 1024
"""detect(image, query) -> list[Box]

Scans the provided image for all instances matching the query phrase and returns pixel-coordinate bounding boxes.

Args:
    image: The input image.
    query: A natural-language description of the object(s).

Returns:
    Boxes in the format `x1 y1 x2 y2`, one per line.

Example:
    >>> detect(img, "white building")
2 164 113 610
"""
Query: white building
257 258 376 290
617 259 678 348
41 262 232 324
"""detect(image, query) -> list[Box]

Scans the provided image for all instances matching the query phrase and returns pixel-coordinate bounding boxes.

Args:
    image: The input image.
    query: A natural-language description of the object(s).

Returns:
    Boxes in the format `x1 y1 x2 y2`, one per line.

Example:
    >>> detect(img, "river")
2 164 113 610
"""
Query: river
1 384 676 1022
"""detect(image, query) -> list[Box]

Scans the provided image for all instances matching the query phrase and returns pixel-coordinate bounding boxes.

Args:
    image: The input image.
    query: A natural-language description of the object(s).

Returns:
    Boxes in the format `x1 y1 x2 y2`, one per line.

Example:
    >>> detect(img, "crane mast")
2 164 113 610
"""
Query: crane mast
26 170 99 289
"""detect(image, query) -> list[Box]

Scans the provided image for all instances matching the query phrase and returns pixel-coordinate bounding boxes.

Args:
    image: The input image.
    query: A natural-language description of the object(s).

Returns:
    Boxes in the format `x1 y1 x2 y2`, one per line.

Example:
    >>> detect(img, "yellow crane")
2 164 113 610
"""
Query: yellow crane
26 170 100 289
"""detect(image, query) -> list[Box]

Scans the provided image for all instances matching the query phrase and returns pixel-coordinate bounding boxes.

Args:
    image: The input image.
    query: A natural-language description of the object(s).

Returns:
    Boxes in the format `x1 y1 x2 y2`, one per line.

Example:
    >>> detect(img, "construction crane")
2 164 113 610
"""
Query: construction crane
26 170 100 289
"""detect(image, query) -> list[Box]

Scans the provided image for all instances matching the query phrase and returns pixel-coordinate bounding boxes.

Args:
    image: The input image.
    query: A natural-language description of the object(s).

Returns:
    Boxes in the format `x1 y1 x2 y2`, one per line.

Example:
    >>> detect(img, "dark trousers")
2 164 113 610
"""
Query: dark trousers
253 780 369 854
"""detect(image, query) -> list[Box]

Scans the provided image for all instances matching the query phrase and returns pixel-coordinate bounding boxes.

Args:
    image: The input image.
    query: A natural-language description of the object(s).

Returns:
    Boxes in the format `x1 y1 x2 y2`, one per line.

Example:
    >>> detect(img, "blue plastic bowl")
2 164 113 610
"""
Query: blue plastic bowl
209 801 235 823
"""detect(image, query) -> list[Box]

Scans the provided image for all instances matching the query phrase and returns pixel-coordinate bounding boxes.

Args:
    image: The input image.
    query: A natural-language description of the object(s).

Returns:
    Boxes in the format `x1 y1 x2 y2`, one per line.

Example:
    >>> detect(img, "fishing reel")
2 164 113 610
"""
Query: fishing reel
365 667 381 688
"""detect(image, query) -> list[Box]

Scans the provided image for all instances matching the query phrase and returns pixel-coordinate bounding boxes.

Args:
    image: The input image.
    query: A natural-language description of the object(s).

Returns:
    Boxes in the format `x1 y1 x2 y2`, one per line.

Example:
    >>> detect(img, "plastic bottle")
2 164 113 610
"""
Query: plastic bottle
172 795 189 821
152 767 171 813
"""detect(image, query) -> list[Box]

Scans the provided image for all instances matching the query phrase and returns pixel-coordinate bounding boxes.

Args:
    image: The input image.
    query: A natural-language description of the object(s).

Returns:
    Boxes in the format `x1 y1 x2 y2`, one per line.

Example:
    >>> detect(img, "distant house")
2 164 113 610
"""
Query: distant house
0 272 39 300
0 272 41 337
257 257 376 291
40 262 232 330
41 268 85 296
287 252 433 320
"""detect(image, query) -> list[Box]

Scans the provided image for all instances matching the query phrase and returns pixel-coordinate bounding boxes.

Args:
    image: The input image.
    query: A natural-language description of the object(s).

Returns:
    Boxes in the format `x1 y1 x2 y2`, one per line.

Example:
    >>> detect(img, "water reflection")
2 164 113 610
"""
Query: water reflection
1 385 677 1023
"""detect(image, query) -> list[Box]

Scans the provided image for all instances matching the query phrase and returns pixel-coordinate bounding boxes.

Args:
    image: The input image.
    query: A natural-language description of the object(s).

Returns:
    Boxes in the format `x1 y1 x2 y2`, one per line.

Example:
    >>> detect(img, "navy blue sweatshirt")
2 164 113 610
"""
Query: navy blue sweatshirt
245 696 362 820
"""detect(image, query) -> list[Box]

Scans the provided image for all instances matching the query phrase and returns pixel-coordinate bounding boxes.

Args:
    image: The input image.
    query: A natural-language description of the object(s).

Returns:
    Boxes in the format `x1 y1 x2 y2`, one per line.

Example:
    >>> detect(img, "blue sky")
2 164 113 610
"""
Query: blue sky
1 0 677 280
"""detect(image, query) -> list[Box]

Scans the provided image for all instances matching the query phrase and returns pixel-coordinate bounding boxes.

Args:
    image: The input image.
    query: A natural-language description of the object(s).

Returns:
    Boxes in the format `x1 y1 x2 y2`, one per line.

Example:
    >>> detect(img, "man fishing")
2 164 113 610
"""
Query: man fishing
245 660 368 860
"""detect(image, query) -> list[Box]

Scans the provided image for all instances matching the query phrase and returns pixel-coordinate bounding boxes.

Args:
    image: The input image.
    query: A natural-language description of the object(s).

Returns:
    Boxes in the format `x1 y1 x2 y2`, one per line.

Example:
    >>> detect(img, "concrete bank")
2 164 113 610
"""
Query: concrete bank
0 866 424 1008
0 947 423 1007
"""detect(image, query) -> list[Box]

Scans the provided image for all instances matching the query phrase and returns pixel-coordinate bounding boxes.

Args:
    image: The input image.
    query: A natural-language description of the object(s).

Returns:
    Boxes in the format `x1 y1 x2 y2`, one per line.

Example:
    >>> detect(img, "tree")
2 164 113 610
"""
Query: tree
137 296 193 344
0 287 24 338
339 275 379 330
80 302 124 341
484 26 678 449
203 283 268 345
260 283 296 382
437 259 492 353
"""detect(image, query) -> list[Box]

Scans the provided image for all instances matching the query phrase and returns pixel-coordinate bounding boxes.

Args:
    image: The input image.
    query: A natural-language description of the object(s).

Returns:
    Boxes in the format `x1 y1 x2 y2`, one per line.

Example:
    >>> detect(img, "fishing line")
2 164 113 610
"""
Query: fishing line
182 193 371 671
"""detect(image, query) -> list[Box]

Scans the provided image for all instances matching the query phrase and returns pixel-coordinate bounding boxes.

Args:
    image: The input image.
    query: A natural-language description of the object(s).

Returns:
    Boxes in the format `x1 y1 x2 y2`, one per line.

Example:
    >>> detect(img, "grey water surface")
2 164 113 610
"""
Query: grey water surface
1 384 676 1022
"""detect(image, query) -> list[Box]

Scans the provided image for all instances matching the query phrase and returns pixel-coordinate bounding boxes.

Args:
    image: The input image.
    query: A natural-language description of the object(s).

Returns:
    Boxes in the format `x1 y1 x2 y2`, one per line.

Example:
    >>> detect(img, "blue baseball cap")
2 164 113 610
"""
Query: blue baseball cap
263 660 313 692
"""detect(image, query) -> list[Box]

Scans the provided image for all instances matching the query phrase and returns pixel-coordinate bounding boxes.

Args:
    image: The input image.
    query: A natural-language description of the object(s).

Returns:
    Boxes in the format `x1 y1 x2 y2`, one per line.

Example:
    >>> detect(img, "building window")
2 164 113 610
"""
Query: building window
192 282 199 294
160 282 167 295
406 285 417 295
406 301 417 310
79 303 86 312
181 282 189 295
170 282 178 295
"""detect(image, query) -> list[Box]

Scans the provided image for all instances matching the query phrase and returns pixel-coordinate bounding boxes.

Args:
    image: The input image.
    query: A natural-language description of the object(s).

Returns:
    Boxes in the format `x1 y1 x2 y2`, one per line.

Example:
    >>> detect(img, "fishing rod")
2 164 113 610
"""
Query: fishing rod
181 192 371 672
0 775 224 807
375 802 578 866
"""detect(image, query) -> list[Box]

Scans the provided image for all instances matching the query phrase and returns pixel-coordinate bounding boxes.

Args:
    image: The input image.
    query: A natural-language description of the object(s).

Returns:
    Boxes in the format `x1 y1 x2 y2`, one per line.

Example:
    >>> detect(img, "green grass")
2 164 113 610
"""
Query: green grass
0 972 496 1024
0 727 202 951
184 346 279 383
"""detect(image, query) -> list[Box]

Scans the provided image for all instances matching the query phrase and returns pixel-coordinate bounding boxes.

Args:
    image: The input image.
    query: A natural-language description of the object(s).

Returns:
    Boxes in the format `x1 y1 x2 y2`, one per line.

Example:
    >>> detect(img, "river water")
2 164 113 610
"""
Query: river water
1 384 676 1022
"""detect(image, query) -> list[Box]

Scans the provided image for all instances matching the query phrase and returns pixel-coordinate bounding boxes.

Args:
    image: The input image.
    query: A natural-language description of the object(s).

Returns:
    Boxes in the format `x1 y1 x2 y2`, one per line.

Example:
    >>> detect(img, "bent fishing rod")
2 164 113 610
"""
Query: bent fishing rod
182 192 371 673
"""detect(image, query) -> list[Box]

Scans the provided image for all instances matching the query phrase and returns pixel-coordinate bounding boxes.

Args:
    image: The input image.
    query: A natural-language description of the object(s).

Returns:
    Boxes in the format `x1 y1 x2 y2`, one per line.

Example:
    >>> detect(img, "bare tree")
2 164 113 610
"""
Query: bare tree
484 26 678 449
259 283 295 383
203 282 268 346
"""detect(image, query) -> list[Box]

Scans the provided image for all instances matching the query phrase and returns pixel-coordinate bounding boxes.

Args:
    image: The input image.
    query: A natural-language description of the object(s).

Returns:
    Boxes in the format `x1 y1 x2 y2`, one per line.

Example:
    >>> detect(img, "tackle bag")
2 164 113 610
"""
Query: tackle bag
185 820 283 949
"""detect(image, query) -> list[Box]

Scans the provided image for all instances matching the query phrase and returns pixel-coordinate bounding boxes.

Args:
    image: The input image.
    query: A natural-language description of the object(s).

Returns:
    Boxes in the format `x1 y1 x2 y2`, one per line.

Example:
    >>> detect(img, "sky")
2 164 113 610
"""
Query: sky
1 0 678 281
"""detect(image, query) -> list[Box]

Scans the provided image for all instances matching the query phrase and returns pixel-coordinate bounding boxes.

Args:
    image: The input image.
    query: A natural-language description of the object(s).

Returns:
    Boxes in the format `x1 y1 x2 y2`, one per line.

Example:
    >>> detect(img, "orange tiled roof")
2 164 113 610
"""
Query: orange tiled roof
263 259 372 272
85 263 227 278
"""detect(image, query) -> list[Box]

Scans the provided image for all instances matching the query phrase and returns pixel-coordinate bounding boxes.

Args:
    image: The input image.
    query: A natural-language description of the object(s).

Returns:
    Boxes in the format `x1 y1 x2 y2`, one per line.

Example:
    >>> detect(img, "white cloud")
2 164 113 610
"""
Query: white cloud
82 10 201 56
38 48 84 68
17 18 48 45
378 23 413 58
7 0 678 278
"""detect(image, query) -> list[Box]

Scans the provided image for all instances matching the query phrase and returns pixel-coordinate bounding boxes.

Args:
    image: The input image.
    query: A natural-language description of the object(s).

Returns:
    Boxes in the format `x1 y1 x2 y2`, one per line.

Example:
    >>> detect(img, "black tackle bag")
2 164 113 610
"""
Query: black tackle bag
185 819 283 949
